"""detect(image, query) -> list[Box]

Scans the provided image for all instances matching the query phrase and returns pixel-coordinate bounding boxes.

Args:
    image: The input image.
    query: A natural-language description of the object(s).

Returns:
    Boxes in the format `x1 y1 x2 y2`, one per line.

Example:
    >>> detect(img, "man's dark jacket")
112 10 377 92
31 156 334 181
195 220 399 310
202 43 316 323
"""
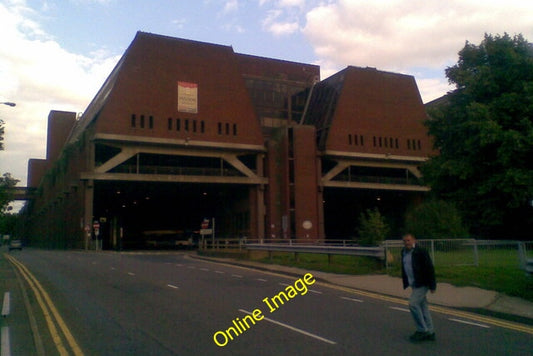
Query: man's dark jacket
401 246 436 290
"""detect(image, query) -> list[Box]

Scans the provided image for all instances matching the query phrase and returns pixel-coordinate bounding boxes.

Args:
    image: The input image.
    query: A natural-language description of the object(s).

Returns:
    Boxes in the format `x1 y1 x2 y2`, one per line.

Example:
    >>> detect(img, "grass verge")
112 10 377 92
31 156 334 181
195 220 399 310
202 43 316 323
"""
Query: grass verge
246 251 533 303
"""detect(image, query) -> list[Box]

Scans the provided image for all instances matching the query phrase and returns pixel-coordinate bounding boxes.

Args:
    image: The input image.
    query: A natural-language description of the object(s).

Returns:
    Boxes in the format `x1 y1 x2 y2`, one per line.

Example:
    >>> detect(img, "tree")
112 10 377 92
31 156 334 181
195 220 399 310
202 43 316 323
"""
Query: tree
0 173 19 213
423 33 533 238
356 208 390 246
404 200 469 239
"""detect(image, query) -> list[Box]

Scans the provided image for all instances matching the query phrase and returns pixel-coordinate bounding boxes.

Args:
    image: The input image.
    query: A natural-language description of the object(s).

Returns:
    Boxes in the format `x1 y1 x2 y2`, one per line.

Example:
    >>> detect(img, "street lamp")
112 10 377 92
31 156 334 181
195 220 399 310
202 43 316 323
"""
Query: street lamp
0 102 16 107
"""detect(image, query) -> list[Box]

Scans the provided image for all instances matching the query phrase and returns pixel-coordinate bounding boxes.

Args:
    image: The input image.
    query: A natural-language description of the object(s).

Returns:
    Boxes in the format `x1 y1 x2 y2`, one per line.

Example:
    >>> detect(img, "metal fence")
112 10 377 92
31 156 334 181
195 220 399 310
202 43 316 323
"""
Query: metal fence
383 239 533 271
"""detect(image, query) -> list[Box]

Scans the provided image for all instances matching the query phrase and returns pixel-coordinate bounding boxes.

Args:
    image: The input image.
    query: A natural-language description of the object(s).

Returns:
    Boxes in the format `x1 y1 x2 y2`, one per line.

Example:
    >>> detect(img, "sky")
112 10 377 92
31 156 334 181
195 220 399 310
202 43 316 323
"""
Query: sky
1 0 532 203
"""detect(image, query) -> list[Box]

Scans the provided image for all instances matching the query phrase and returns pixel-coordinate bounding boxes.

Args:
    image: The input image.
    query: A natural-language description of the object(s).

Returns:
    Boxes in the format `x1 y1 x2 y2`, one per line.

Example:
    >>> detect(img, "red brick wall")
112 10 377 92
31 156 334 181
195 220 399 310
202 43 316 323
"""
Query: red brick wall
292 126 320 239
95 33 264 147
326 67 434 157
47 111 76 162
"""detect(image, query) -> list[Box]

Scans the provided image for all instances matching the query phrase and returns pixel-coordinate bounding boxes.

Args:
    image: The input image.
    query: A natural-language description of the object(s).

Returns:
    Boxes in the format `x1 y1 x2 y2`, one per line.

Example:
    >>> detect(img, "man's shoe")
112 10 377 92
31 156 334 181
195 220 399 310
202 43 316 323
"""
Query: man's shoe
424 332 436 341
409 331 426 342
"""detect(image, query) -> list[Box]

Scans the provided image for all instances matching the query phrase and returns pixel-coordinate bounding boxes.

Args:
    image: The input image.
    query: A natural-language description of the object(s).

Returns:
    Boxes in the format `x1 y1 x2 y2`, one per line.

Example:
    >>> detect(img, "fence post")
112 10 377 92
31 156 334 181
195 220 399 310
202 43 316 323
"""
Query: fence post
473 239 479 267
430 240 435 264
518 242 526 268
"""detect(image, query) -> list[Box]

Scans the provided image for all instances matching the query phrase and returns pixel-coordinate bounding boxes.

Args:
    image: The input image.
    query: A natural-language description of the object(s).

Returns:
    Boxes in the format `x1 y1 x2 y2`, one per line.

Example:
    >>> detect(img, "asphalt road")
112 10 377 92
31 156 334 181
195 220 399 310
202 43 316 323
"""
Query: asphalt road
9 249 533 356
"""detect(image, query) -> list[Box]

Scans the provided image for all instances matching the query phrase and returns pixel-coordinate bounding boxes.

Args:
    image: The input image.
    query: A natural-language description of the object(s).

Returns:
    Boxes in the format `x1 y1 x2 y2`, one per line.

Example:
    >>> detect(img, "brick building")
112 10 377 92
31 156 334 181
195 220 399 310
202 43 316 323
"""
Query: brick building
22 32 432 249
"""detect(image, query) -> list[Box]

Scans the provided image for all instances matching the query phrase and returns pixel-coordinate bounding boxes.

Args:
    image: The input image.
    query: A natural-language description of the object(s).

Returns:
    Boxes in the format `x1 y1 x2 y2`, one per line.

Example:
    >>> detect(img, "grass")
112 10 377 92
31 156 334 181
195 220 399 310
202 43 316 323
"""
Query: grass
248 250 533 303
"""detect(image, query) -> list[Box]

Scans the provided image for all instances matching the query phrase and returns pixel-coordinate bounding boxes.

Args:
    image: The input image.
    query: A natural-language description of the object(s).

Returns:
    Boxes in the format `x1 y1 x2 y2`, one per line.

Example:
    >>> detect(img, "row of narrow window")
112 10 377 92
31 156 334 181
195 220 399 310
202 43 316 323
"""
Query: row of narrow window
130 114 237 136
348 134 422 150
167 118 205 133
131 114 154 129
407 139 422 150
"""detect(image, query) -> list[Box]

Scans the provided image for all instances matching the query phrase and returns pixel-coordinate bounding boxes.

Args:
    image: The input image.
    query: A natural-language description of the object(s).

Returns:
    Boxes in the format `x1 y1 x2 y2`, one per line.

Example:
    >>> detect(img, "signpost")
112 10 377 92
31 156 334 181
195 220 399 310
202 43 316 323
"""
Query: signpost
93 220 100 250
200 218 215 248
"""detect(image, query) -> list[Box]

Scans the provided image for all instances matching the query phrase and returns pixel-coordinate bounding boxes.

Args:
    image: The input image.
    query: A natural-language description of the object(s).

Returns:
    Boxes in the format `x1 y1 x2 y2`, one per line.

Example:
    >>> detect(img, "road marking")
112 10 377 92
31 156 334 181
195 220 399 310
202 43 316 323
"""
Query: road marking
167 284 179 289
215 270 225 274
232 274 243 278
449 318 490 329
239 309 337 345
187 266 196 269
2 292 10 317
1 327 10 356
189 254 533 336
175 264 183 267
309 289 322 294
127 272 135 276
257 278 268 282
389 306 410 313
341 296 364 303
200 268 209 271
5 254 84 356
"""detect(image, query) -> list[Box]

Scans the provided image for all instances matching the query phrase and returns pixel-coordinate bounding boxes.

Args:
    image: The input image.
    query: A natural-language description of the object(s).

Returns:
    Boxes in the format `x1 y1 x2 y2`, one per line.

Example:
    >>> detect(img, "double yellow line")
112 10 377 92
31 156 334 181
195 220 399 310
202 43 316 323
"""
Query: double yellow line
4 254 84 356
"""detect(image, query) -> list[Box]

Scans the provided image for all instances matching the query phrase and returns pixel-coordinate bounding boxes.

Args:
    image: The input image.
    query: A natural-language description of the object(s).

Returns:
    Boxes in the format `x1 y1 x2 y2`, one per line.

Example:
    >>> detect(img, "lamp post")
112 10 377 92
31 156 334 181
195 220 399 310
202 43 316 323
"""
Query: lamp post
0 102 16 107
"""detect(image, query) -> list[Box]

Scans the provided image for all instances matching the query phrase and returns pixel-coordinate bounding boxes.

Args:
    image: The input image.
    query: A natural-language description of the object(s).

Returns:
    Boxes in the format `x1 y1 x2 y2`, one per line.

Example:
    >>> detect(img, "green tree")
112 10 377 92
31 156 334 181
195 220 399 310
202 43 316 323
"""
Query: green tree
356 208 390 246
0 173 19 213
405 200 469 239
423 33 533 238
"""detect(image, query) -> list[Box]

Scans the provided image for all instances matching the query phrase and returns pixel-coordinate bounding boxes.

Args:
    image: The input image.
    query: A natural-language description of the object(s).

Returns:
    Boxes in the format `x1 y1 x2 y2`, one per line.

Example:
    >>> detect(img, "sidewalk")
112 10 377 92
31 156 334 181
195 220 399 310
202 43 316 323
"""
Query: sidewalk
190 253 533 322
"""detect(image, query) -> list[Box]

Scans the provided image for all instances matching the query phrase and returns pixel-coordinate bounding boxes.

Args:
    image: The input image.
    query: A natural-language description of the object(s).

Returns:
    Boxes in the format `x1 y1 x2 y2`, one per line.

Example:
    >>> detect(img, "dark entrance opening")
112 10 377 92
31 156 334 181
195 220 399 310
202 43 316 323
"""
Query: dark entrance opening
93 181 250 250
323 188 422 241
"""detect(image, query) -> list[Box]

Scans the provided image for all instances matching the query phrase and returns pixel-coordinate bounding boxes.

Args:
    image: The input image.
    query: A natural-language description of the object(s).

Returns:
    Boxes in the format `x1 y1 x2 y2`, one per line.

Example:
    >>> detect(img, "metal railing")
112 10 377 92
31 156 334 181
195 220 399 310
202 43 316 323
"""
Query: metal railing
199 238 384 260
383 239 533 270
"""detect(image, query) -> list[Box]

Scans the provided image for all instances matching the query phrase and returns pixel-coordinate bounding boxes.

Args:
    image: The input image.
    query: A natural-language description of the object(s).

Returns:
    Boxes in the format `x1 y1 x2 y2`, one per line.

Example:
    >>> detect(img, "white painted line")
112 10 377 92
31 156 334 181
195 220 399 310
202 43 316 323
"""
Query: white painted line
449 318 490 329
167 284 179 289
1 326 10 356
215 270 225 274
127 272 135 276
2 292 10 317
279 283 290 286
175 264 183 267
309 289 322 295
187 266 196 269
200 268 209 271
232 274 243 278
389 306 410 313
257 278 268 282
239 309 337 345
341 297 363 303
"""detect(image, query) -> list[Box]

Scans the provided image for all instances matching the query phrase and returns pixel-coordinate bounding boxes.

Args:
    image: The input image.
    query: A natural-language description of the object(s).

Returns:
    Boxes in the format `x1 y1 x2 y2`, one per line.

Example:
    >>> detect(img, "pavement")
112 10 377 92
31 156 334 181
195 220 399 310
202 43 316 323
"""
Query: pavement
190 253 533 324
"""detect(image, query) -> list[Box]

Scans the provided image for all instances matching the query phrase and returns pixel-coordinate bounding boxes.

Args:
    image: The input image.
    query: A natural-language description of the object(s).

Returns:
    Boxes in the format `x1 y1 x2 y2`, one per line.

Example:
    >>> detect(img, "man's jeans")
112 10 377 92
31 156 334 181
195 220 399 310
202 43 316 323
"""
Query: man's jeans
408 286 434 333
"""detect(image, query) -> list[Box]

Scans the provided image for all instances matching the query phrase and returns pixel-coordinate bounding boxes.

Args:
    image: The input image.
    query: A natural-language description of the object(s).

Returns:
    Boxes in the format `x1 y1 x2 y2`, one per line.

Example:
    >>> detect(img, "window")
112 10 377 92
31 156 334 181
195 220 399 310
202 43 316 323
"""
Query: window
218 122 222 135
140 115 145 128
168 118 172 130
131 114 136 128
233 123 237 135
201 121 205 133
348 134 352 145
176 118 181 131
149 116 154 129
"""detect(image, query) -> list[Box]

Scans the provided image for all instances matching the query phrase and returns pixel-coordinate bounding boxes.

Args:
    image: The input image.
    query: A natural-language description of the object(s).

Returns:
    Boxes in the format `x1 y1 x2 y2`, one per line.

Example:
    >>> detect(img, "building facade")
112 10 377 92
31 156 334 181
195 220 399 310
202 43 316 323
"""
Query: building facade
22 32 433 249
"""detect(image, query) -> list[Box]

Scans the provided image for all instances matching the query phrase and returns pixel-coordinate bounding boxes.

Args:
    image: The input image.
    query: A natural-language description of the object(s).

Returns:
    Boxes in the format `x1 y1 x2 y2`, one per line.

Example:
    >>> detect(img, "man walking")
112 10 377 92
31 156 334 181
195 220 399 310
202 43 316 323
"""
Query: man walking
401 233 436 342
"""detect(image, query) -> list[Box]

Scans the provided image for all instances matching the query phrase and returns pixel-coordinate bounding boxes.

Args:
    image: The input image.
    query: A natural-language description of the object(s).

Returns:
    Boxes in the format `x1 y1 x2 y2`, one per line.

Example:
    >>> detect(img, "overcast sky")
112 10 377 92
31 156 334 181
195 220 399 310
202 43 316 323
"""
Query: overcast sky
1 0 532 198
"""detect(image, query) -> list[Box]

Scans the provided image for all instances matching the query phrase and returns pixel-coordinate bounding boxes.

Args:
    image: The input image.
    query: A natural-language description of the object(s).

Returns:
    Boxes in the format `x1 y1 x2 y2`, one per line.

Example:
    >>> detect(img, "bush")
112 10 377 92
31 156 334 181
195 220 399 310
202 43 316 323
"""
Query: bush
356 208 390 246
405 200 469 239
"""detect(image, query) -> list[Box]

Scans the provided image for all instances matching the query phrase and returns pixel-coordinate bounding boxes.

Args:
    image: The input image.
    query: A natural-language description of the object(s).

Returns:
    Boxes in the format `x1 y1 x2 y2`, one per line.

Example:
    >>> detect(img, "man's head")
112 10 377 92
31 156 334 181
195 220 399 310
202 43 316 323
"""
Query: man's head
402 233 416 250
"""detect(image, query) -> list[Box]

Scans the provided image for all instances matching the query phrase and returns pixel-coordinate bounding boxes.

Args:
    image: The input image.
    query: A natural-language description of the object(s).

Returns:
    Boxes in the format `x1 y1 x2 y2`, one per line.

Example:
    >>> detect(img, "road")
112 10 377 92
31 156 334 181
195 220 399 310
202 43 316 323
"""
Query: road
7 249 533 355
